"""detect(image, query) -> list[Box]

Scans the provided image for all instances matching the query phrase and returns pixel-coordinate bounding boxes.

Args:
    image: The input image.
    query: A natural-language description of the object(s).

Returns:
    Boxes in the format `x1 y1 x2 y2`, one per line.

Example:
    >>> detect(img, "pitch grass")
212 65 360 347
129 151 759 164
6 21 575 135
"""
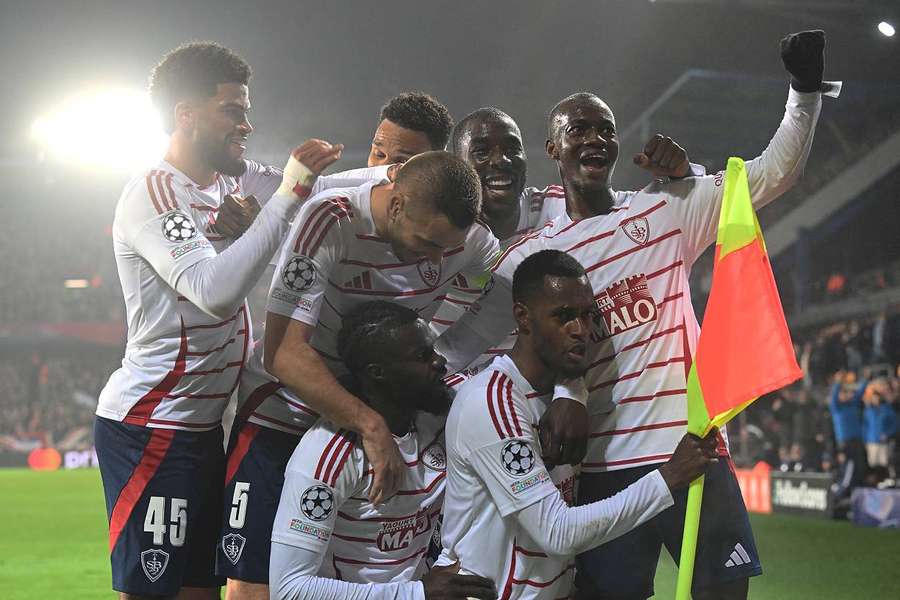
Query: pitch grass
1 469 898 599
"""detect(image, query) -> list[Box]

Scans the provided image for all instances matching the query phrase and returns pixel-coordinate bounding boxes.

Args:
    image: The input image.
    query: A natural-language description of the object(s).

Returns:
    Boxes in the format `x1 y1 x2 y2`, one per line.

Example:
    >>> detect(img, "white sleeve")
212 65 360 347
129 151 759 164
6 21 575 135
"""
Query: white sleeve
435 262 517 374
311 165 390 195
124 184 300 319
266 197 348 326
239 159 284 204
514 470 673 556
665 88 822 265
269 542 425 600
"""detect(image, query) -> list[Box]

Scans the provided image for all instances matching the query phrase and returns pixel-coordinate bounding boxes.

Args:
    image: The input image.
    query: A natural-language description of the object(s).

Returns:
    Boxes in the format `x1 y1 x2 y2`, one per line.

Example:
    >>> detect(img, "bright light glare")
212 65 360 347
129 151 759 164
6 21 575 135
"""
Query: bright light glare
30 88 168 171
878 21 895 37
64 279 90 289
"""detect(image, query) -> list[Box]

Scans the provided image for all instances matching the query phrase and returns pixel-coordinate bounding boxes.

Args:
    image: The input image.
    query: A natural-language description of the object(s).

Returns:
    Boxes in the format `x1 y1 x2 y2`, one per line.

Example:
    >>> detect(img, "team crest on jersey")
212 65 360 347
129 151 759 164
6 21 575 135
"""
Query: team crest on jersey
417 259 442 287
300 485 334 521
282 256 317 292
162 211 197 242
376 509 434 551
421 443 447 471
620 216 650 245
501 440 535 476
593 274 658 337
140 549 170 582
221 533 247 565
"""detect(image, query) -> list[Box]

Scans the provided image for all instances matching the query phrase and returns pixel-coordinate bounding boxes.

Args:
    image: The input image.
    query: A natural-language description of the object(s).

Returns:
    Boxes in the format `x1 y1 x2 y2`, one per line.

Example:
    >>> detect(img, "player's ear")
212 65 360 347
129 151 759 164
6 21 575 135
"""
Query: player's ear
545 139 559 161
174 101 195 132
513 301 531 336
365 362 386 382
388 192 405 222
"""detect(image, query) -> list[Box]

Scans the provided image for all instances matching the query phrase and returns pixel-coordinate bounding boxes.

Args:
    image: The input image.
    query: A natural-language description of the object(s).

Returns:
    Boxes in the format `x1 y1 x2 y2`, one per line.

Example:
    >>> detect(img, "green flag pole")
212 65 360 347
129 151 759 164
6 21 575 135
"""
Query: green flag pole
675 475 705 600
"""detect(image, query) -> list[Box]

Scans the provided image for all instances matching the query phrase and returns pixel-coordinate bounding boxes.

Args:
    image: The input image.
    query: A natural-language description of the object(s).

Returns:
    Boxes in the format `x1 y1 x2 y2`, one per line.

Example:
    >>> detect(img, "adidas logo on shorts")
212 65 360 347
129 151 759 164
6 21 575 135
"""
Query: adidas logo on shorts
724 542 752 567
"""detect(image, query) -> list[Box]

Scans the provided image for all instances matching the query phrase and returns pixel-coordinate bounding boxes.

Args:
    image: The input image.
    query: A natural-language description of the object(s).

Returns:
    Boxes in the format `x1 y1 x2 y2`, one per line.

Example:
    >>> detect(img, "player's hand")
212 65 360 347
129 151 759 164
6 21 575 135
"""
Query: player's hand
780 30 825 93
212 194 261 239
422 562 497 600
538 397 588 469
292 138 344 176
633 134 690 179
362 416 405 505
658 430 719 491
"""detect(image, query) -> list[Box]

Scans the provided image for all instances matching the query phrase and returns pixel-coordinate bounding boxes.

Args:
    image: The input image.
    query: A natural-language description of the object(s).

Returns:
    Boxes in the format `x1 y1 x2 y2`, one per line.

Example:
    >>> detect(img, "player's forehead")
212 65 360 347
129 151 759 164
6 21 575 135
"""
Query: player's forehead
542 275 594 307
385 319 434 358
463 115 522 147
559 98 615 128
372 119 432 151
213 82 250 109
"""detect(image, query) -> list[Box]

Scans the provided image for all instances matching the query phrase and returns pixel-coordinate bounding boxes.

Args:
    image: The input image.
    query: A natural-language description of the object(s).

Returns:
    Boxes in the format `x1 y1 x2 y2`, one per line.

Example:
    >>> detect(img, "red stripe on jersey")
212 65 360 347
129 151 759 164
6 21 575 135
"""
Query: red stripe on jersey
164 173 178 211
333 547 427 566
394 471 446 496
587 324 686 370
657 292 684 308
236 381 284 424
108 428 175 552
564 229 615 253
547 219 583 240
184 313 239 330
183 360 243 376
337 507 440 523
224 422 261 485
314 431 344 481
332 532 376 543
618 388 687 405
500 541 518 600
318 431 354 485
646 259 683 281
505 377 523 437
492 229 543 273
486 371 507 439
591 419 688 438
327 277 453 297
340 257 418 270
355 233 390 243
589 356 687 391
248 412 309 434
145 172 164 214
155 171 175 211
512 564 575 588
495 375 516 439
434 295 472 307
514 545 548 557
443 246 464 258
186 337 236 357
584 229 682 274
293 200 335 253
124 320 188 426
305 207 353 256
431 318 455 326
329 437 355 486
583 453 673 468
163 391 232 400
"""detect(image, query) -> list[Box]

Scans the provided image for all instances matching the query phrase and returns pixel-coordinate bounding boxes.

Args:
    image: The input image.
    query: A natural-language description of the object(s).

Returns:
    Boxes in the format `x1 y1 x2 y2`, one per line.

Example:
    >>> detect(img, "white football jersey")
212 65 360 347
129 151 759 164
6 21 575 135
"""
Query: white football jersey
429 186 566 371
271 410 447 583
238 180 500 434
442 88 821 471
97 159 282 430
438 355 577 600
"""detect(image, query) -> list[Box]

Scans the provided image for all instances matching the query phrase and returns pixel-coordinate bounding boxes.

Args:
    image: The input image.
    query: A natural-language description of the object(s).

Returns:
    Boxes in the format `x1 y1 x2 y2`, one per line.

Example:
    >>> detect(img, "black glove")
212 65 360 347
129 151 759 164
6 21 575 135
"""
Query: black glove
780 30 825 93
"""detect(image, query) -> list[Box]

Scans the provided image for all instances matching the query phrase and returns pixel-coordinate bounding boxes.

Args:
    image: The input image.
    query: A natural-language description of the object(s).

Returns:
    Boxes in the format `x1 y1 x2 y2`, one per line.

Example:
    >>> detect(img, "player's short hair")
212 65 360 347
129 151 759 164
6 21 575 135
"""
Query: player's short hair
450 107 520 156
379 92 454 150
150 42 252 133
512 249 586 304
395 151 482 229
337 301 420 376
547 92 604 142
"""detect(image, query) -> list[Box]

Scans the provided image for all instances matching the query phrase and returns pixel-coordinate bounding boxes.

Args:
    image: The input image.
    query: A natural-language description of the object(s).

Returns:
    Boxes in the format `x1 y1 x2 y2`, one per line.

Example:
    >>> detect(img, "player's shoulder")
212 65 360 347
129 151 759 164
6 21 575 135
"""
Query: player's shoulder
449 358 530 441
288 421 362 484
118 165 191 217
466 217 496 247
240 158 283 180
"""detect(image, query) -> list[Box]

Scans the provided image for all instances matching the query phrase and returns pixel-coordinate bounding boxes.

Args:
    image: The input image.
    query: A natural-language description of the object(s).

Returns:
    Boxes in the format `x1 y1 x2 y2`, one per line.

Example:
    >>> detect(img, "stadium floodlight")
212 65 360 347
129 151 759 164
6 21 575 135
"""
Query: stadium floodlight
30 88 168 171
878 21 895 37
64 279 90 289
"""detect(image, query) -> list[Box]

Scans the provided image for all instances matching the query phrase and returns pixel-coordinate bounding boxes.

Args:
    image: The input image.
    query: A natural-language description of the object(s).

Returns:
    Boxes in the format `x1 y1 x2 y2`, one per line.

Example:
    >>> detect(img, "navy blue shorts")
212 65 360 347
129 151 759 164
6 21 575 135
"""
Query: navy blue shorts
576 458 761 598
216 421 301 583
94 416 225 596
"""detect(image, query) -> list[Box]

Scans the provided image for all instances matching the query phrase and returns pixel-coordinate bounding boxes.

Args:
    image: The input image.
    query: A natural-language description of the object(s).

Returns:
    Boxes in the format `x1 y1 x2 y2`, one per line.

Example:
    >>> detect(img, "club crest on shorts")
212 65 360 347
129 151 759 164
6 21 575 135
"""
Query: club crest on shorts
162 211 197 242
221 533 247 565
620 216 650 245
422 443 447 471
417 259 442 287
501 440 535 476
300 485 334 521
282 256 317 292
141 549 170 582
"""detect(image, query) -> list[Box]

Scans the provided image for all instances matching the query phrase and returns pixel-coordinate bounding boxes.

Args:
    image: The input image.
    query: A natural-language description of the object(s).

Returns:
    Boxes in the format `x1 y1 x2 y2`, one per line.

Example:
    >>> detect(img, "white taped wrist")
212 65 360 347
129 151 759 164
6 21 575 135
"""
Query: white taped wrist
276 154 317 199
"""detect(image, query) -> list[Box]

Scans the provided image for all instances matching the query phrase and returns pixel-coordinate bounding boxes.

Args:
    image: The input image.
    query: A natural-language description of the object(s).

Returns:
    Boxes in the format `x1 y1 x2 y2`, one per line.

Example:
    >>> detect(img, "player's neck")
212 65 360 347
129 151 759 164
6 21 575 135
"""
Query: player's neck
509 343 554 395
563 180 615 220
482 204 521 242
164 136 217 187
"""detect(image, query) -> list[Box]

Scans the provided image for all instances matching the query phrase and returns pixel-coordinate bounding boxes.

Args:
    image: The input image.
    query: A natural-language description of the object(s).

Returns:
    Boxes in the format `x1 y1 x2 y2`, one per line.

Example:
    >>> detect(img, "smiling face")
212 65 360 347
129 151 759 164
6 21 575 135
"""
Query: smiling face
547 95 619 190
368 119 435 166
192 82 253 176
456 114 527 223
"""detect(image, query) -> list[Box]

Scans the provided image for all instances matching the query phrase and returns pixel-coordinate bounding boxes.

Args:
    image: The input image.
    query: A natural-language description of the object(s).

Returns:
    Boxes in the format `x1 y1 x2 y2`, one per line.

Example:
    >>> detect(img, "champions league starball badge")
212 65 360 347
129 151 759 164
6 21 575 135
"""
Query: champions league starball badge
162 211 197 242
501 440 535 476
282 256 317 292
300 485 334 521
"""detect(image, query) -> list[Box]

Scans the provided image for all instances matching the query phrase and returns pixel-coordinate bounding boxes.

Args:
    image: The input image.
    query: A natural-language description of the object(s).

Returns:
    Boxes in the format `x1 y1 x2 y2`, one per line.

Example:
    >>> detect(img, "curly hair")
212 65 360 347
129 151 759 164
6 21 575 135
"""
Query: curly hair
379 92 454 150
337 301 420 376
149 42 252 133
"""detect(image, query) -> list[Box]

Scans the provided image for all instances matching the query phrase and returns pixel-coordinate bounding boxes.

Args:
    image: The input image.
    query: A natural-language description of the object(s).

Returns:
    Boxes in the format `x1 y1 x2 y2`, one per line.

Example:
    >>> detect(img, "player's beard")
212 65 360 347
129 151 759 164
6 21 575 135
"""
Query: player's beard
416 381 453 416
197 131 247 177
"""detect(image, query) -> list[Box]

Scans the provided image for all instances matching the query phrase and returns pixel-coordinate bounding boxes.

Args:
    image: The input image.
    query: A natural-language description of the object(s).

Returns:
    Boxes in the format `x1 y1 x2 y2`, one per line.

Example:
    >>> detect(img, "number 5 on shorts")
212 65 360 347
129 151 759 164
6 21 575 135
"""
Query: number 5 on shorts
144 496 188 546
229 482 251 529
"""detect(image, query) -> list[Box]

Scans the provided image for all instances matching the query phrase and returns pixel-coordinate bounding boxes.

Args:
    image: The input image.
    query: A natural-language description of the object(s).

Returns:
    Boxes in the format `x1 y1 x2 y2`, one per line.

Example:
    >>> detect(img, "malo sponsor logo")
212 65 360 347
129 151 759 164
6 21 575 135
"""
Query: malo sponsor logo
376 510 434 551
594 274 658 337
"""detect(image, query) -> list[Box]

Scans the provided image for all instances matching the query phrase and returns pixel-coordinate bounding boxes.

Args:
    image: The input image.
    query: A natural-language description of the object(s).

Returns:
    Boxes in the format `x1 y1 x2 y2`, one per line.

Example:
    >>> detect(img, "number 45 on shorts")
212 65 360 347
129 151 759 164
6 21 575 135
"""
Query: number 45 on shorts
144 496 188 547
